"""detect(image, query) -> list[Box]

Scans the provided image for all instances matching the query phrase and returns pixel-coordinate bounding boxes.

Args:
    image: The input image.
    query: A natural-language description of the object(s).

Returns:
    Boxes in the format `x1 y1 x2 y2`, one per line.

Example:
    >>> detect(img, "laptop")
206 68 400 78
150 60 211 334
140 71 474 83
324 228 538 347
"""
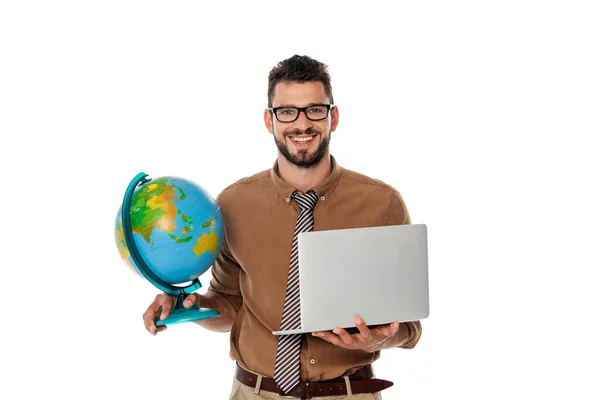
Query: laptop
272 223 429 335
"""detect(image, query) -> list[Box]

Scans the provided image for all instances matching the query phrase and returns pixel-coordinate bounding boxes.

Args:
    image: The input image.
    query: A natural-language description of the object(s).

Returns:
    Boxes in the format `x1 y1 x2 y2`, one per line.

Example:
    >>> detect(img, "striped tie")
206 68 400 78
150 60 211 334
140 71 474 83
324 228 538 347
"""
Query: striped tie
274 190 319 394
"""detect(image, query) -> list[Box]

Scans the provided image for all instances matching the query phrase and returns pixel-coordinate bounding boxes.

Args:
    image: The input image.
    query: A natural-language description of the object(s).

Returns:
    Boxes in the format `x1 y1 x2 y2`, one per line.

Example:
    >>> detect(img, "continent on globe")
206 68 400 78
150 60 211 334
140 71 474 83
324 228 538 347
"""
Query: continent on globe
193 216 221 257
115 221 135 272
131 178 180 243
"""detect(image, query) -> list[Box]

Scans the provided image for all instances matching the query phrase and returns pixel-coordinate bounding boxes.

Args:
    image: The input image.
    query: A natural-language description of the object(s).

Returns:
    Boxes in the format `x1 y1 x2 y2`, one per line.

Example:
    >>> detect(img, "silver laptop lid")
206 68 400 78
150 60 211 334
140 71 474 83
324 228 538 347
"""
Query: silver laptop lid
273 224 429 335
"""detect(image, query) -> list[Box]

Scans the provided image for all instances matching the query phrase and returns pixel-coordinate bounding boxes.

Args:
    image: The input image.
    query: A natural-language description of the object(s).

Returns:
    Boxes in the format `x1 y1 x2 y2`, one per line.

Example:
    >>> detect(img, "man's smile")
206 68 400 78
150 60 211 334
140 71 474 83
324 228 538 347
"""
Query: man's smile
288 134 318 148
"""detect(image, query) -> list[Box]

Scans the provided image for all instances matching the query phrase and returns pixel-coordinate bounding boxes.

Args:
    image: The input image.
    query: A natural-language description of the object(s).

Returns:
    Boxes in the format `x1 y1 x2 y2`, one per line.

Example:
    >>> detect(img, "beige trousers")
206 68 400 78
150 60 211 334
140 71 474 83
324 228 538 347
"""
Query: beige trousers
228 376 383 400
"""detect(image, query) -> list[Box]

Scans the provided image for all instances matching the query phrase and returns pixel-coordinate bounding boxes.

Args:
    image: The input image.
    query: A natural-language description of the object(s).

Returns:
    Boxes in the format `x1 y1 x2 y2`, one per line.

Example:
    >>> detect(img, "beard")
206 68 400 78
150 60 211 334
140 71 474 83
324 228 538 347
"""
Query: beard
274 127 330 168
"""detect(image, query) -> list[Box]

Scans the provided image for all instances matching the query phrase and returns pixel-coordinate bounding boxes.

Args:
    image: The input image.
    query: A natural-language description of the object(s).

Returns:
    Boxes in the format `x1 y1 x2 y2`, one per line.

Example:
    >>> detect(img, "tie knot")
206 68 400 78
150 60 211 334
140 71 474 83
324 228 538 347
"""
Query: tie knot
293 191 319 211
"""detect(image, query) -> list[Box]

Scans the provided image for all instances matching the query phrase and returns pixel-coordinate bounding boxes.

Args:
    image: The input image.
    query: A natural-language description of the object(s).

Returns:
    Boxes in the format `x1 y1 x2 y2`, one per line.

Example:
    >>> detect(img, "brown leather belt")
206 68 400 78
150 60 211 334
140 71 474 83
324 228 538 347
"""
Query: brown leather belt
235 363 393 399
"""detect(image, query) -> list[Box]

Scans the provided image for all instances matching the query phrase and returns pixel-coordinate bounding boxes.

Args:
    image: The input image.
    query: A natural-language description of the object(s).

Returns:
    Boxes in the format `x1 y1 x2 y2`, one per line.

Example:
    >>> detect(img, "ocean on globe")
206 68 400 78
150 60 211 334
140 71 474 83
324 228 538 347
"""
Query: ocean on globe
115 176 224 285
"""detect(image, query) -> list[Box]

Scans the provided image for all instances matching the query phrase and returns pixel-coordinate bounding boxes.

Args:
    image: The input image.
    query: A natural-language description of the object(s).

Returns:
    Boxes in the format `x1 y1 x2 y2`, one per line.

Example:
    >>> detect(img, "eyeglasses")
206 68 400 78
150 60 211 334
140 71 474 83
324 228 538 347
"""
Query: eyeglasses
268 104 334 123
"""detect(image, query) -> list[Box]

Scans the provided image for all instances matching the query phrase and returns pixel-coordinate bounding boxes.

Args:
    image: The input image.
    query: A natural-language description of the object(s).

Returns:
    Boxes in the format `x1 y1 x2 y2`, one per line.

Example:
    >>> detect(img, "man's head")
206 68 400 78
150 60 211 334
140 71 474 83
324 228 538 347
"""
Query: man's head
264 55 339 168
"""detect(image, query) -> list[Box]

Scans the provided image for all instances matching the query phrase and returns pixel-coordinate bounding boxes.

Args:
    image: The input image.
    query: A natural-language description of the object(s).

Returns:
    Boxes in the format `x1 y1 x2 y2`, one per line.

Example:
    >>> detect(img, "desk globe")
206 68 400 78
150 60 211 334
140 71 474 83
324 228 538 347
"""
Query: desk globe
115 172 223 326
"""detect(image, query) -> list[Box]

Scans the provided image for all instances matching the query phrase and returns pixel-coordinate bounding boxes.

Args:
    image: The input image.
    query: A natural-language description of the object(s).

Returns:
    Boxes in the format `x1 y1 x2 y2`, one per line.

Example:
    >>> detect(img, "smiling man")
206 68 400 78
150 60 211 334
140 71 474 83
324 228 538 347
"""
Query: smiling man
143 55 422 399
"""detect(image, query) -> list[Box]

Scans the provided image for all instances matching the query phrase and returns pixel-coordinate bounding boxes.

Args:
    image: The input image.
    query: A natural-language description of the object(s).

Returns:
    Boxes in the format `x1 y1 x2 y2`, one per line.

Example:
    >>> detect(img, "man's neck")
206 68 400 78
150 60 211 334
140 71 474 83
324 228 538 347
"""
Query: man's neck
276 152 332 193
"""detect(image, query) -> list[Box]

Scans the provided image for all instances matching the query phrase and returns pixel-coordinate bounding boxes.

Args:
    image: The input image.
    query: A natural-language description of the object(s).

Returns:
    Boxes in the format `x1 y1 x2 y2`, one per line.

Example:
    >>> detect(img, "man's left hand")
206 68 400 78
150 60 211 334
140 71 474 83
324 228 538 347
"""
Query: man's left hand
312 317 400 353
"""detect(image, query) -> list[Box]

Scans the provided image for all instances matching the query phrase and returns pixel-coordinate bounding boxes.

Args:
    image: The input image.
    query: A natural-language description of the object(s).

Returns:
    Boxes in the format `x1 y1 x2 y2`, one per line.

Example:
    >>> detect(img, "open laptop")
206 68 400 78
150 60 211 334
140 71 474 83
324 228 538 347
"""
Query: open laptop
272 223 429 335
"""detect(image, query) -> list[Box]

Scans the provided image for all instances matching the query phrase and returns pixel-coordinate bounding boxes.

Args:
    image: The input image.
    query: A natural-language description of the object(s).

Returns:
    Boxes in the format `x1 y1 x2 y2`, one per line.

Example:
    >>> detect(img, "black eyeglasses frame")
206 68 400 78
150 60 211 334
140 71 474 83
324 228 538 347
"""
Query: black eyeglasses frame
268 104 334 123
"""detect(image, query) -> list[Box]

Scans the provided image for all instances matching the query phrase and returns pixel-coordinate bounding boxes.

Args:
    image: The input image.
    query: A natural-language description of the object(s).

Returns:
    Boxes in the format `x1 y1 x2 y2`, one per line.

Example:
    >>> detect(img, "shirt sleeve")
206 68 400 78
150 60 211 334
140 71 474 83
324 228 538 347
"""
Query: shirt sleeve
385 188 423 348
207 194 243 311
385 188 411 226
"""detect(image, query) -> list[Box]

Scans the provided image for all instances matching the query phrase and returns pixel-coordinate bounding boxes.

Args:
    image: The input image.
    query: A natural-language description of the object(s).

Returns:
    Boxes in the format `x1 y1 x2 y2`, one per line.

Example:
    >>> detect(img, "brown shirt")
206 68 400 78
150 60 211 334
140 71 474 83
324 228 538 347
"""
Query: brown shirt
208 155 422 381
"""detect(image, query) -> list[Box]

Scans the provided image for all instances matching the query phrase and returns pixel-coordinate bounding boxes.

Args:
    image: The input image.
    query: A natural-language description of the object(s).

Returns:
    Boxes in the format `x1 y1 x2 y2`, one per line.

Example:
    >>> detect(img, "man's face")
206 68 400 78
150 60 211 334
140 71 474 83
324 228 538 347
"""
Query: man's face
264 81 339 168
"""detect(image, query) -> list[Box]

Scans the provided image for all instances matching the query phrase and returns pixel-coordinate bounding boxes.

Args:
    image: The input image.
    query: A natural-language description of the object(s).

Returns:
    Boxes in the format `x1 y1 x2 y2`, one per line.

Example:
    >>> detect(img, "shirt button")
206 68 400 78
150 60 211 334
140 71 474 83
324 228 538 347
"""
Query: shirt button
285 197 290 203
310 359 315 364
320 196 325 201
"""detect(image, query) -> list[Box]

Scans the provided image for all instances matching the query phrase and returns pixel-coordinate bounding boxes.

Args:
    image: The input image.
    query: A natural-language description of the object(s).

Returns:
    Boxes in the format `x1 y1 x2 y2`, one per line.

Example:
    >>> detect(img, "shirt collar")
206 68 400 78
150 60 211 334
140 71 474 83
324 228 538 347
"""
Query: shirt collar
270 155 342 205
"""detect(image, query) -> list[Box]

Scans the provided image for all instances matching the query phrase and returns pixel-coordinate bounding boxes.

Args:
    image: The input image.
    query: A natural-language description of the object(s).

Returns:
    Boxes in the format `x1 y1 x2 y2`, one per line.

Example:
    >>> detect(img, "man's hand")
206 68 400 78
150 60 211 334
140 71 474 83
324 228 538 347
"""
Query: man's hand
311 317 400 353
142 292 202 335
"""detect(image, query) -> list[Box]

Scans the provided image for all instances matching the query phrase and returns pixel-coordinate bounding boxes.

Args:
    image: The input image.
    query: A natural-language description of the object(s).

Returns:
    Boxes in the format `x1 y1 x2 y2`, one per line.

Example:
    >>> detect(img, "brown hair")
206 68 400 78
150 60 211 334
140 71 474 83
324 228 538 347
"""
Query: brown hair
267 54 334 108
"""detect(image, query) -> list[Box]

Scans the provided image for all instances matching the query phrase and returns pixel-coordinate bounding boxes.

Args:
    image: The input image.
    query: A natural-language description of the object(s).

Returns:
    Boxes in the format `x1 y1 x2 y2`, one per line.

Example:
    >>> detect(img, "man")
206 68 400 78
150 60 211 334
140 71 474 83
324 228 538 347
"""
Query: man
143 55 422 399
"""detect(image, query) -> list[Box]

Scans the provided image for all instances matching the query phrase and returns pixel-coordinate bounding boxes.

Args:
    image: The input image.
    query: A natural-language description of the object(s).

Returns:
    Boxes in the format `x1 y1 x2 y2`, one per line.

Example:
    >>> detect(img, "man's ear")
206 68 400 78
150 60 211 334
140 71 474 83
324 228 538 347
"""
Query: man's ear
264 109 274 134
330 106 339 132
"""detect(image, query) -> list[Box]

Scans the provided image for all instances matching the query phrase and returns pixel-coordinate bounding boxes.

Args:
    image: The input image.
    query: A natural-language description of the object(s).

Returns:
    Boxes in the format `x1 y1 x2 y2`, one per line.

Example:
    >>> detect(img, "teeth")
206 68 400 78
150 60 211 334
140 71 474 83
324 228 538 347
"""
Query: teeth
291 136 313 142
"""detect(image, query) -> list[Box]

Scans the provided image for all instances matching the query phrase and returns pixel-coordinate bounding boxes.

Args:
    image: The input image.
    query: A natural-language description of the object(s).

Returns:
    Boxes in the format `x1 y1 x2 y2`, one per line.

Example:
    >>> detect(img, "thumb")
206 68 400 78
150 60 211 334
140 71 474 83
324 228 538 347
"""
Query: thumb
183 293 201 308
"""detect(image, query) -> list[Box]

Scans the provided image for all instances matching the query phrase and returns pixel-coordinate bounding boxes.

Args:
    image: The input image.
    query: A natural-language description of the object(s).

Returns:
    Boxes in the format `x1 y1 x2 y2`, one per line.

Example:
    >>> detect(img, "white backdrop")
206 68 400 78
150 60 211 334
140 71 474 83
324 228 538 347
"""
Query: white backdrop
1 1 599 399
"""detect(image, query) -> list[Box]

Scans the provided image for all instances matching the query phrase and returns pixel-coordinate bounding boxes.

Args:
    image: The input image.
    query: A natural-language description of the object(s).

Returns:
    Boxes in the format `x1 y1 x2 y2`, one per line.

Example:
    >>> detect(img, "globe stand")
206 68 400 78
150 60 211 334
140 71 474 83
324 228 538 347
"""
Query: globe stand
156 295 220 327
121 172 221 327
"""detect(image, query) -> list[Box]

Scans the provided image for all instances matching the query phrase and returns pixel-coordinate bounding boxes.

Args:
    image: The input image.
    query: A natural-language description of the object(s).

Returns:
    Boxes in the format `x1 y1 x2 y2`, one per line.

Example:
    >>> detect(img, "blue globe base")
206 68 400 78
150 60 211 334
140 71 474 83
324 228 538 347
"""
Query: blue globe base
155 303 220 327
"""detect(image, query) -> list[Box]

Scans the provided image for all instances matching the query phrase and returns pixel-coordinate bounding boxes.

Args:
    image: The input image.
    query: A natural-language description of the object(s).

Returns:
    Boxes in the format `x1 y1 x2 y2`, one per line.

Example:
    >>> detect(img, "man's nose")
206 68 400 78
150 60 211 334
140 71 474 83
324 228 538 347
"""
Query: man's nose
294 111 313 130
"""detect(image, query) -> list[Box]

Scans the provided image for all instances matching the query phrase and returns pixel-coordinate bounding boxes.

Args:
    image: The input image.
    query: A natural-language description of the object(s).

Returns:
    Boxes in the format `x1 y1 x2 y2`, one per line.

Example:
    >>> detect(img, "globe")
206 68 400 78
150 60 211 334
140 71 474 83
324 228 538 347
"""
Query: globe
115 172 223 326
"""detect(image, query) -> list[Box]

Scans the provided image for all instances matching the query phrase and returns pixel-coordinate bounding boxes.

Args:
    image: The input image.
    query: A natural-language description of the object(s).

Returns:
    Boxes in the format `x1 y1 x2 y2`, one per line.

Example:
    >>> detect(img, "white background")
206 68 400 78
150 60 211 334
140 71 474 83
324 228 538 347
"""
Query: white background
1 1 599 399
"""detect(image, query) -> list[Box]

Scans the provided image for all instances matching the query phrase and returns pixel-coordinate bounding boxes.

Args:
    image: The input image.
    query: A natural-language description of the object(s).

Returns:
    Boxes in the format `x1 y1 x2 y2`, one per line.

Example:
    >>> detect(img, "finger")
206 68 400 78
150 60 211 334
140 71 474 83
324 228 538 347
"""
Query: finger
313 331 344 347
144 308 164 335
144 318 168 336
143 295 165 334
183 293 200 308
384 322 400 338
354 317 373 341
143 311 158 335
158 295 176 320
156 325 167 334
333 328 355 346
377 322 399 338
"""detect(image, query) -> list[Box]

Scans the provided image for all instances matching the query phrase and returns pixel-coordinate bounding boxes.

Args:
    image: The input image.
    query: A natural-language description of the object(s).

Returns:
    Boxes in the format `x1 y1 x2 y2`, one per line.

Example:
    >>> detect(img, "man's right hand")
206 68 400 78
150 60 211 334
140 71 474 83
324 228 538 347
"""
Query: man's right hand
142 292 204 335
